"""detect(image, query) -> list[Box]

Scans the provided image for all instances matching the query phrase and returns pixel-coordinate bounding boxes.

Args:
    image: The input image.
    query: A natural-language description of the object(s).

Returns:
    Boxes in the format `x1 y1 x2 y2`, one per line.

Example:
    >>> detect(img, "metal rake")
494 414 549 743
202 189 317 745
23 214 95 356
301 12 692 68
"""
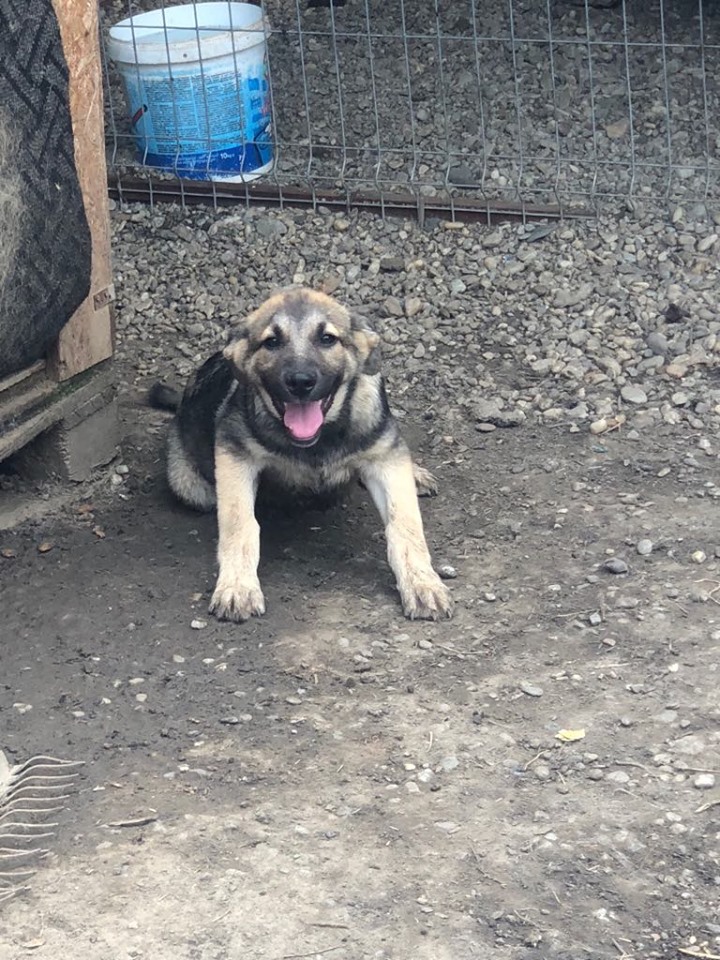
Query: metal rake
0 749 83 904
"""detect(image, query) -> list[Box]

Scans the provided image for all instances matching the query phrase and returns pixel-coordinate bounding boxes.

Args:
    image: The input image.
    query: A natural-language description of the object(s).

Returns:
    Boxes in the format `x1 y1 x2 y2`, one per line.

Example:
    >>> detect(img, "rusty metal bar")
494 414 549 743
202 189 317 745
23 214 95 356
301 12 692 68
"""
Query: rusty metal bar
108 175 592 224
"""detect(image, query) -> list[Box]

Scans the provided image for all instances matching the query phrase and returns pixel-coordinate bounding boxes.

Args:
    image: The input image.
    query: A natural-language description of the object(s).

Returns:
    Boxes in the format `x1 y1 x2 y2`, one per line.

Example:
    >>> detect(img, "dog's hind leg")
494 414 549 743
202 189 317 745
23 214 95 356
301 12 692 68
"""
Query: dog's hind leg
360 449 453 621
208 445 265 622
166 423 216 511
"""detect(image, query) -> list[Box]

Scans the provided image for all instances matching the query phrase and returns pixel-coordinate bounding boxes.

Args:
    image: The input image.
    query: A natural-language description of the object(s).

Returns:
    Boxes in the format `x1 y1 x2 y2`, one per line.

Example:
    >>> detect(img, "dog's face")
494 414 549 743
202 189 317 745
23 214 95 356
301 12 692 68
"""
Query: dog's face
224 288 379 447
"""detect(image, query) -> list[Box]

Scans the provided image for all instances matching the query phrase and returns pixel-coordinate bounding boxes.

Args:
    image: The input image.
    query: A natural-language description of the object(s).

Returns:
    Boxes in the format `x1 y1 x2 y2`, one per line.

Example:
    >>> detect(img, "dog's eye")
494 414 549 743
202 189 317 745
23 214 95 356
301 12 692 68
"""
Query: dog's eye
319 332 338 347
262 335 282 350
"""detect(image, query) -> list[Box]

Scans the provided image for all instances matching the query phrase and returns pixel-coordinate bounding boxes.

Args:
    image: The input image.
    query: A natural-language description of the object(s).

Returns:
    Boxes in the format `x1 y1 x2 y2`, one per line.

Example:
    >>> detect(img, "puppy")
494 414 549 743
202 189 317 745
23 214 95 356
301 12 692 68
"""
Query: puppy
149 287 453 622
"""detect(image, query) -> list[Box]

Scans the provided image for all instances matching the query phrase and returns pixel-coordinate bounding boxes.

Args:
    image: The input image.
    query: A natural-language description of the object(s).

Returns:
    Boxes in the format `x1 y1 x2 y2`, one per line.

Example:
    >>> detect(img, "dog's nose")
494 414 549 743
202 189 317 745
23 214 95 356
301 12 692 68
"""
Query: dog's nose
284 370 318 398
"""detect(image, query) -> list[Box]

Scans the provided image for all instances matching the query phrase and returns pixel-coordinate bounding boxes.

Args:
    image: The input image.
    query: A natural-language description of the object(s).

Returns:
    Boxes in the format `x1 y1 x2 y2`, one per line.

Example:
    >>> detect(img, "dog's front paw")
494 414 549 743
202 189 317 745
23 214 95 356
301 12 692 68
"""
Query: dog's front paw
209 578 266 622
400 570 454 621
413 464 438 498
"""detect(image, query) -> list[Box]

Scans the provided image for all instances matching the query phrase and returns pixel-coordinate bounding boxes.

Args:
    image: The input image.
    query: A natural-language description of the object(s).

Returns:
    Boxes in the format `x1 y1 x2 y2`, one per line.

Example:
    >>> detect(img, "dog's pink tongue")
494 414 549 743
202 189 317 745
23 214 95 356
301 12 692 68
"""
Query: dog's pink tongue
283 401 324 440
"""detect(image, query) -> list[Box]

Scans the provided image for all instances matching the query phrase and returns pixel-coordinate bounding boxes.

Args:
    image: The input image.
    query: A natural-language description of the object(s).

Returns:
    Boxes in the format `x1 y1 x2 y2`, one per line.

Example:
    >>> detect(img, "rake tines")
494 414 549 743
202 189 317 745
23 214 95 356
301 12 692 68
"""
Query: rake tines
0 749 83 906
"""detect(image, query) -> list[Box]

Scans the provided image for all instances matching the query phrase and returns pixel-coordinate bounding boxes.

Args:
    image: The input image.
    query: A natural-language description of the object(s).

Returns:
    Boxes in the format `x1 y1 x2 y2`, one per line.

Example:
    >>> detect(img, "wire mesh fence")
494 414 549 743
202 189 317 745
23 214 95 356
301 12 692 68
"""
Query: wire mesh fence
99 0 720 219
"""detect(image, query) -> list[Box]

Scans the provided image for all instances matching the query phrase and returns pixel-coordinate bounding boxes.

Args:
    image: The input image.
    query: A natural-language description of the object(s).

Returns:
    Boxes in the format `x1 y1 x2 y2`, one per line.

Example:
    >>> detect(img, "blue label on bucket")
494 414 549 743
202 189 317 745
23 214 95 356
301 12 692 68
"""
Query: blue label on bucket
122 60 272 178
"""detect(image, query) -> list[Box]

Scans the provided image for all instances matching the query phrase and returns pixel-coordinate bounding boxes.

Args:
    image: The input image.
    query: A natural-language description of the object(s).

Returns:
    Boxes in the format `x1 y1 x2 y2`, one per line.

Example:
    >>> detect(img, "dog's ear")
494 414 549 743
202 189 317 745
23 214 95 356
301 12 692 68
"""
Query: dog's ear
352 325 381 375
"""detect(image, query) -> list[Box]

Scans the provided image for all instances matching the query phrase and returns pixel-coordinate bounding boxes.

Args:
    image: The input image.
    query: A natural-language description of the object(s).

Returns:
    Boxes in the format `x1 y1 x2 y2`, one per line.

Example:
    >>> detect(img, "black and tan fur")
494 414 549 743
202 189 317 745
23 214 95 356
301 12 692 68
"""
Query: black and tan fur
149 287 453 623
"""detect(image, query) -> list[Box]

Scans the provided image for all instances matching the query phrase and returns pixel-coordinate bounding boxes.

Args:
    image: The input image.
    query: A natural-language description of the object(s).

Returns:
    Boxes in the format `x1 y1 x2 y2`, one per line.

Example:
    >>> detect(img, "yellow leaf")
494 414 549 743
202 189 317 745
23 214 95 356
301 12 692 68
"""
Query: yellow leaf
556 728 586 743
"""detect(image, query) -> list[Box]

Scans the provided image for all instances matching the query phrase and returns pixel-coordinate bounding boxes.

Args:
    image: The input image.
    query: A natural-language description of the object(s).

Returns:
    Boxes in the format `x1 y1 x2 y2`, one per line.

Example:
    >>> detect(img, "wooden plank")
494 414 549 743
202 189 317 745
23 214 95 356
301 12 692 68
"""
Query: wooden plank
0 378 57 433
0 360 45 396
0 364 115 464
49 0 114 382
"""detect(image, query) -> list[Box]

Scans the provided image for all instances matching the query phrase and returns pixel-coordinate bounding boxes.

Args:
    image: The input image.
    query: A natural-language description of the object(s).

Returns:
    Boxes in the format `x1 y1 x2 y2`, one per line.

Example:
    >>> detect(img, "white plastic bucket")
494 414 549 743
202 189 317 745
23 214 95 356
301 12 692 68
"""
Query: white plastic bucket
107 2 273 182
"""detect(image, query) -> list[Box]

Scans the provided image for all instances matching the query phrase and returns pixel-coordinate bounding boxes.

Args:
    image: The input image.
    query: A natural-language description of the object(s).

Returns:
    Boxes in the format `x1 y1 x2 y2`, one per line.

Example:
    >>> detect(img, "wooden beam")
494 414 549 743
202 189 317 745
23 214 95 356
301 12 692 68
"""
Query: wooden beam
49 0 114 382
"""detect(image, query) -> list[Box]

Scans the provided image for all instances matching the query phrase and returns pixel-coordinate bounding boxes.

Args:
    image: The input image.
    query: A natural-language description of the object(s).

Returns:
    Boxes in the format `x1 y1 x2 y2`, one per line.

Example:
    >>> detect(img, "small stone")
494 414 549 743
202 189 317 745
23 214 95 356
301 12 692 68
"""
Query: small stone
672 391 689 406
697 233 718 252
435 821 460 833
621 385 648 405
646 332 669 356
439 756 459 772
604 557 629 575
606 770 631 784
404 296 423 318
219 716 240 725
520 682 543 698
383 296 404 317
691 550 706 564
172 654 185 663
533 764 552 781
437 564 457 580
588 611 602 626
418 639 433 650
693 773 715 790
605 118 630 139
590 418 608 435
671 734 705 756
190 619 207 630
135 693 147 703
636 539 653 556
448 162 477 186
380 256 405 273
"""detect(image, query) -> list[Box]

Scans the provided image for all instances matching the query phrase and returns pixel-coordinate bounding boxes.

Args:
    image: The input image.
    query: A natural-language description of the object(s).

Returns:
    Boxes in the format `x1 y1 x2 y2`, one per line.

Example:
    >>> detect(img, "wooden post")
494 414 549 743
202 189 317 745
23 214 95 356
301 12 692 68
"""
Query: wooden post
49 0 114 382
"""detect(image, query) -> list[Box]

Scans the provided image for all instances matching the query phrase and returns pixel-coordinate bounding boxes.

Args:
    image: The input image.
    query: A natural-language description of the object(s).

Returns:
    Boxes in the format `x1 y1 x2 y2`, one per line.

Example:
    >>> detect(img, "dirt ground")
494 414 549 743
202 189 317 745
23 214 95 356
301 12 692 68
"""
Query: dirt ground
1 377 719 960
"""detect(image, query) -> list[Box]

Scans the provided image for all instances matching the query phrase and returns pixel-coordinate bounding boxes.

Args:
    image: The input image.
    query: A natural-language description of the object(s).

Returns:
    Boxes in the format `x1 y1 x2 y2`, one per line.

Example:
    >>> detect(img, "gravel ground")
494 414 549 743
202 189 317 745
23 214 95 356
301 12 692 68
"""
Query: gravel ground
99 0 720 209
113 201 720 447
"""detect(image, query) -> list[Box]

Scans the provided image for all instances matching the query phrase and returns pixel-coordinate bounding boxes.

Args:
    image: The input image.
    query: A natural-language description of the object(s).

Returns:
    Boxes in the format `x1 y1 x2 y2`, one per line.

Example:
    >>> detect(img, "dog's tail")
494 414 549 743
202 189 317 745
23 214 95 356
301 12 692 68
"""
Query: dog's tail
147 382 181 412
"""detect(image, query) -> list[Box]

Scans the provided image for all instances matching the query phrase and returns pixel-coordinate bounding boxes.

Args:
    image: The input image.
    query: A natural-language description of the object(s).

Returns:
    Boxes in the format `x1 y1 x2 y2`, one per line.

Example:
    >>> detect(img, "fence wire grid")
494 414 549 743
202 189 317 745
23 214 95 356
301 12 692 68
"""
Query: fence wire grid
99 0 720 219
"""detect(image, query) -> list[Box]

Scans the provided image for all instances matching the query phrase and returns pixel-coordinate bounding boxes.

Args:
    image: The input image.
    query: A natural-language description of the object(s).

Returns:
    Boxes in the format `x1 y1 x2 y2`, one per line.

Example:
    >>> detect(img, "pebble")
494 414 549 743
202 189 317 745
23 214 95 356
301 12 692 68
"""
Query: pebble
603 557 629 575
190 619 207 630
418 639 433 650
520 682 543 698
439 756 459 772
671 734 706 756
697 233 718 252
636 539 653 556
606 770 631 784
621 385 648 405
646 331 669 356
693 773 715 789
437 564 457 580
448 162 477 186
588 611 602 626
690 550 706 564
